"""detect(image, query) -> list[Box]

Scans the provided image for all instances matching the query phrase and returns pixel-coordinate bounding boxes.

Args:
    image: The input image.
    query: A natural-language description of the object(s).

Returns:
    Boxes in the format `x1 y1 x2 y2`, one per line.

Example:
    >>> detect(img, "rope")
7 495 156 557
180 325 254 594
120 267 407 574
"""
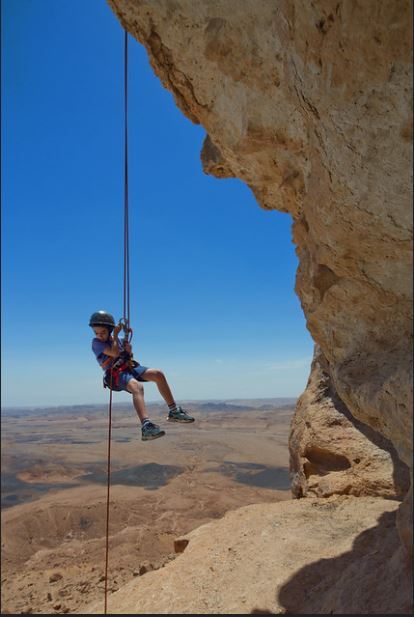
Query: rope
123 30 130 330
104 369 114 614
104 30 130 614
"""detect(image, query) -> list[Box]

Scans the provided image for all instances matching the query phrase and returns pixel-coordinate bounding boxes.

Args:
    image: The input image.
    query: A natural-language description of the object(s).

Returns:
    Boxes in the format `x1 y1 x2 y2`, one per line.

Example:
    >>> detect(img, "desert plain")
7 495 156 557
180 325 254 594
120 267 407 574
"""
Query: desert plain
1 398 295 614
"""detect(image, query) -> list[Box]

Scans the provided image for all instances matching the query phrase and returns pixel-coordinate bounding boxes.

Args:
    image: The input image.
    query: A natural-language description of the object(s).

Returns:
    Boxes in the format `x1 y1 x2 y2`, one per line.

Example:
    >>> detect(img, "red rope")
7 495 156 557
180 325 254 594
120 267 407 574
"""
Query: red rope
104 369 114 613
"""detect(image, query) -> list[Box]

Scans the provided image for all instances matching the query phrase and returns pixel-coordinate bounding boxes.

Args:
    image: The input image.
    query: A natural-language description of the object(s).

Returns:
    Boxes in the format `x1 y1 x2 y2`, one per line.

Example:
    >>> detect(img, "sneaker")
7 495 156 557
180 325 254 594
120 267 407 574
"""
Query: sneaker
167 406 195 423
141 421 166 441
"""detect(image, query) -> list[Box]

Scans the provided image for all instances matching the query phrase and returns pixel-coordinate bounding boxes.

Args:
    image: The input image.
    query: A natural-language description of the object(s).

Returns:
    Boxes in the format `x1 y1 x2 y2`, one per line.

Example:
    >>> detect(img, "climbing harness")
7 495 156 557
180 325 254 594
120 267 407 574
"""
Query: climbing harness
103 362 128 392
103 352 140 391
103 30 131 614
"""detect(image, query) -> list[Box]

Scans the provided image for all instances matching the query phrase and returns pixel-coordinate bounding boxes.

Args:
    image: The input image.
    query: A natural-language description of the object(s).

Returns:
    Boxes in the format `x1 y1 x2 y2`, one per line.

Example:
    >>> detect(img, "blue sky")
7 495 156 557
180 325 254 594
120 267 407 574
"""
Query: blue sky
1 0 314 407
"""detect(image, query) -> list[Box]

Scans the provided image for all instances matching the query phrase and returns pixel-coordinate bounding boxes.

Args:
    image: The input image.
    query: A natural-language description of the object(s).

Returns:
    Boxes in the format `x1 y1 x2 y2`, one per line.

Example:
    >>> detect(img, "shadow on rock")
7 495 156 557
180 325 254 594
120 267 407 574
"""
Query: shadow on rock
277 509 413 614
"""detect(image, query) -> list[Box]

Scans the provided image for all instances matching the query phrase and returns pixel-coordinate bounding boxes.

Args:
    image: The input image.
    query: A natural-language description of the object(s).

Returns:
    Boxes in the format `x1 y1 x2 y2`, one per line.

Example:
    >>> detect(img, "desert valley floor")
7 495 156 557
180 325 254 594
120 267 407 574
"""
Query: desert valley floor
1 398 295 614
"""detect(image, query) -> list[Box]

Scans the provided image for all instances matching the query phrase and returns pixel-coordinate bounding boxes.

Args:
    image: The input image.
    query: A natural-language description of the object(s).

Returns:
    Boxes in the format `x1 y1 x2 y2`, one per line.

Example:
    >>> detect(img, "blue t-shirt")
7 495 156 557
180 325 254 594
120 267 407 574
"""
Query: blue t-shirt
92 337 124 371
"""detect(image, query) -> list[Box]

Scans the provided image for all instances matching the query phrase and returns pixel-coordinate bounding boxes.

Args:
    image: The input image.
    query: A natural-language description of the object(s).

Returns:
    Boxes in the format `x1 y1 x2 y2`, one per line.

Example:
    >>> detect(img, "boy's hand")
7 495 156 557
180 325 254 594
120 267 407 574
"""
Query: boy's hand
113 323 123 337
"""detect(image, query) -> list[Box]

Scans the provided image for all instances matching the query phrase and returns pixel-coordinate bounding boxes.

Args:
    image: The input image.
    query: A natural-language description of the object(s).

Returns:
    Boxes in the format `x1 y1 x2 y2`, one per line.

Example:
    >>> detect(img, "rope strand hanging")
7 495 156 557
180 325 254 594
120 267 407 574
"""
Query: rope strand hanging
104 29 130 614
123 29 130 330
104 369 114 614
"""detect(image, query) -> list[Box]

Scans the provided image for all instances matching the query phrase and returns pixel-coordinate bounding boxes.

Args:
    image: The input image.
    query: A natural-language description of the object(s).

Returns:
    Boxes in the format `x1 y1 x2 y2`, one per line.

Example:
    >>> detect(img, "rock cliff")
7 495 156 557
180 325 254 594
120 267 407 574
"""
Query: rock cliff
104 0 412 612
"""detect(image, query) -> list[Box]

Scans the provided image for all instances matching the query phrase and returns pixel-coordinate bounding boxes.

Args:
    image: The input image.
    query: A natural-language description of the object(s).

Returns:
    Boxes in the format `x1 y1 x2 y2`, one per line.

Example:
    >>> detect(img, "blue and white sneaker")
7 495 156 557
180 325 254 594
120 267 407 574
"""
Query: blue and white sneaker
167 406 195 423
141 420 166 441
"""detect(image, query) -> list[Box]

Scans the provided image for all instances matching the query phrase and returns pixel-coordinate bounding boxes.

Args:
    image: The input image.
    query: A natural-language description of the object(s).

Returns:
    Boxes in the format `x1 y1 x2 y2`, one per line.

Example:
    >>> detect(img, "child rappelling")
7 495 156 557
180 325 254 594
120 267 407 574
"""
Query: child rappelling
87 34 195 445
89 310 195 440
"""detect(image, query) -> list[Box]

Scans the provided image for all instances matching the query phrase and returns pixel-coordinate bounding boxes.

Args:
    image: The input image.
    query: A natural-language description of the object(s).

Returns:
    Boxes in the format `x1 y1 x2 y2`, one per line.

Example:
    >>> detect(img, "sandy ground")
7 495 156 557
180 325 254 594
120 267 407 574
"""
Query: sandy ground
1 401 294 614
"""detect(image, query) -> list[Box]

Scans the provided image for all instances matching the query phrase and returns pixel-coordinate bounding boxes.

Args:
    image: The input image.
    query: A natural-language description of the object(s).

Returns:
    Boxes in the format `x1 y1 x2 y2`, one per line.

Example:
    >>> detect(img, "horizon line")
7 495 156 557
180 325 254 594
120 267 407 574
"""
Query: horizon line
1 395 298 411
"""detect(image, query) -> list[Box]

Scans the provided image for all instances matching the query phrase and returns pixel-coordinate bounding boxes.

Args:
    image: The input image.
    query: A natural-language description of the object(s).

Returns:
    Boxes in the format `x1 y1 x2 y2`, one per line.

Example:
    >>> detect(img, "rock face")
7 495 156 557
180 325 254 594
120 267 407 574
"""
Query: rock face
290 346 410 500
83 496 412 614
108 0 412 593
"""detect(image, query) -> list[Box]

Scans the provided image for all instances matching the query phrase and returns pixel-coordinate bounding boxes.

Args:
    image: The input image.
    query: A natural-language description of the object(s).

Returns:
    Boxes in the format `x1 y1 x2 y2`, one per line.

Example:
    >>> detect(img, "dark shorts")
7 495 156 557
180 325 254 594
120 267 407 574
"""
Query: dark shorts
119 365 149 390
104 365 149 392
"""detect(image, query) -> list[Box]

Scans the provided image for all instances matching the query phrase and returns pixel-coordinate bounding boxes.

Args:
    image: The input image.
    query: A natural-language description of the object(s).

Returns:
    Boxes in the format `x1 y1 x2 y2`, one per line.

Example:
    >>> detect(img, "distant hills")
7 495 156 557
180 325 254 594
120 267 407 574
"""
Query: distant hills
1 398 297 418
189 399 297 412
208 398 297 409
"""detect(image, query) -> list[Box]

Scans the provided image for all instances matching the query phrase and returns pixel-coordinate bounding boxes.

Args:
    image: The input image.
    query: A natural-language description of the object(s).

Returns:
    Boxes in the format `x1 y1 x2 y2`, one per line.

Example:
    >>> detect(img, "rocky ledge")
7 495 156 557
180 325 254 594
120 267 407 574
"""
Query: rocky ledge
83 496 412 614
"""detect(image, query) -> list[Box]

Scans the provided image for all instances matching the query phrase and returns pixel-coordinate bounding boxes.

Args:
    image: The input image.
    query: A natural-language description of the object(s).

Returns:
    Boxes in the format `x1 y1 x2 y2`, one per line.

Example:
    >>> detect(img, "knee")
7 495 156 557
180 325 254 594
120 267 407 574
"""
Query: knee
129 380 144 395
153 369 166 382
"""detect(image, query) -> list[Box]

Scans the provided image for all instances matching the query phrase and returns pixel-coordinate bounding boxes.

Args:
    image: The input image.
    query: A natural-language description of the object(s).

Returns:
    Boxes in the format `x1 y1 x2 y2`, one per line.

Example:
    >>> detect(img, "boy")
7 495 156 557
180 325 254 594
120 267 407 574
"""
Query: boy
89 310 194 441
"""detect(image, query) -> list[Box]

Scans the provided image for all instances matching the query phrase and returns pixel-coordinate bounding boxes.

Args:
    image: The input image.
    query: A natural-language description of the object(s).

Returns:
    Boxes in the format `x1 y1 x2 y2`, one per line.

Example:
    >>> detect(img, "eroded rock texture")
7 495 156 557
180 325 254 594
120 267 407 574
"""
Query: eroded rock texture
108 0 413 552
289 345 410 499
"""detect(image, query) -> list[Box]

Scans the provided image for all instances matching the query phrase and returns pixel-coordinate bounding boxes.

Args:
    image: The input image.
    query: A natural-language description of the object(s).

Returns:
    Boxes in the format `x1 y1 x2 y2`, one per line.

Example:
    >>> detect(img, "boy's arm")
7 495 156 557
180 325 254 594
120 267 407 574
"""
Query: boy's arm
102 324 123 358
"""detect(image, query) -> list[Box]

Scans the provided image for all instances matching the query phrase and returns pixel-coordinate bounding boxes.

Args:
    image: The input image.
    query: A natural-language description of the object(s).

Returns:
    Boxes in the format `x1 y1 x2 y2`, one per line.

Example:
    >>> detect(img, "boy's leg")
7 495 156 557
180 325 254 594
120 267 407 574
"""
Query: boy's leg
126 379 148 422
126 378 165 440
142 369 194 423
140 369 175 406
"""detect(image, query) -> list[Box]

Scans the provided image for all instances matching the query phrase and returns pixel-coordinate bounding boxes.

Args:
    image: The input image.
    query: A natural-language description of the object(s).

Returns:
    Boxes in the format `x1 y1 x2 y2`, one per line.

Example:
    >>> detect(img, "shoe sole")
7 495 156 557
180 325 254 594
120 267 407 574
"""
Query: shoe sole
142 431 166 441
167 416 195 423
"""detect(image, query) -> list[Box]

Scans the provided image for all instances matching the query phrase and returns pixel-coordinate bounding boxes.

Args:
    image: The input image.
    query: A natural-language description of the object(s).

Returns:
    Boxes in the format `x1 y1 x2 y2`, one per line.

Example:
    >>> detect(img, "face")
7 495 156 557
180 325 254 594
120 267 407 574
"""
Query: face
93 326 110 342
